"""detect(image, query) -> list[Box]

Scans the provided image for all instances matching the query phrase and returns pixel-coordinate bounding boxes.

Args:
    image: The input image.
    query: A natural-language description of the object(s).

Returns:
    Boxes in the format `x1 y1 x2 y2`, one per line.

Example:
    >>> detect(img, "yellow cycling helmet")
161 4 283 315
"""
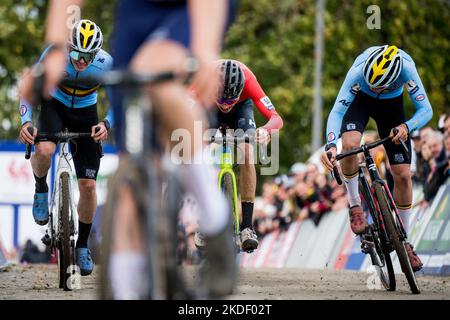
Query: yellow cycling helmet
69 19 103 54
363 45 403 89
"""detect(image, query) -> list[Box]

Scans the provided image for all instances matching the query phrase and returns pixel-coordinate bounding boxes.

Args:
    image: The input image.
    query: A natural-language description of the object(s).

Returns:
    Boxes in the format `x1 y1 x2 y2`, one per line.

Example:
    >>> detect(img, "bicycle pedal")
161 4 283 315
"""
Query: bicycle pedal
360 245 370 254
360 238 375 253
361 239 375 247
41 234 51 246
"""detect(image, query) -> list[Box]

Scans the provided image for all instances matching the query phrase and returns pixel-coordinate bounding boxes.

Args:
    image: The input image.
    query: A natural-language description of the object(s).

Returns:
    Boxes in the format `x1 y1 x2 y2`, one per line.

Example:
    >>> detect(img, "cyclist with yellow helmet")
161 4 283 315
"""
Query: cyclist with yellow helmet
321 45 433 272
18 19 113 276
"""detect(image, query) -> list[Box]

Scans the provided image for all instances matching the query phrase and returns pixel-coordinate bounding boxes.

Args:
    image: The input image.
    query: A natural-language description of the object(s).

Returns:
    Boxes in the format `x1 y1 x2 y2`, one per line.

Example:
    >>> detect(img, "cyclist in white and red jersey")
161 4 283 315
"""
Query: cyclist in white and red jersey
196 59 283 252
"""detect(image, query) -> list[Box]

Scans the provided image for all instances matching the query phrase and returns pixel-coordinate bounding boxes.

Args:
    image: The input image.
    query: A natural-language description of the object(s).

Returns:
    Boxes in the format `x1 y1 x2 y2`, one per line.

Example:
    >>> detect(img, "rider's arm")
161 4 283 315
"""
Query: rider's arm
401 58 433 133
19 97 33 126
325 65 361 148
18 46 55 125
103 80 115 130
98 53 114 130
189 0 226 60
20 0 80 102
46 0 83 47
103 106 114 130
188 0 227 106
244 68 283 133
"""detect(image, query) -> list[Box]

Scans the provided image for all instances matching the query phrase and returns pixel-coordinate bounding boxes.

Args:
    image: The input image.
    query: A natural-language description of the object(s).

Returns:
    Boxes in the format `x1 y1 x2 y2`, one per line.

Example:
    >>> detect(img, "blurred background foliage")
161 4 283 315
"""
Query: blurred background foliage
0 0 448 173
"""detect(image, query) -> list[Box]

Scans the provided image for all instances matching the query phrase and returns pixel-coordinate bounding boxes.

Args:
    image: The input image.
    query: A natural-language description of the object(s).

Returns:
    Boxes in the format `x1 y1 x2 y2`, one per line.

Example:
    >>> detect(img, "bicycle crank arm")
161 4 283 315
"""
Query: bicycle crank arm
361 239 384 267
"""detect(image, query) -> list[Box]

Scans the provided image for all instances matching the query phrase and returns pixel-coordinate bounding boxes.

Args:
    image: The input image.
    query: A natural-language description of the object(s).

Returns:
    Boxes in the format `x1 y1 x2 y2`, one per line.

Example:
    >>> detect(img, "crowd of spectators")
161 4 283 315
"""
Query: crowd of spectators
253 163 348 239
412 114 450 204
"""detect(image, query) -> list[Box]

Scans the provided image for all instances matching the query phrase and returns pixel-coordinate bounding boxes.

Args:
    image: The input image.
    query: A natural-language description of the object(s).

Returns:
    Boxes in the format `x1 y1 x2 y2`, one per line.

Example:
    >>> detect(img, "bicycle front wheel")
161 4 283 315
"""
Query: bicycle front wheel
368 227 396 291
99 160 149 299
374 182 420 294
59 172 75 291
359 178 396 291
221 173 240 252
100 158 168 299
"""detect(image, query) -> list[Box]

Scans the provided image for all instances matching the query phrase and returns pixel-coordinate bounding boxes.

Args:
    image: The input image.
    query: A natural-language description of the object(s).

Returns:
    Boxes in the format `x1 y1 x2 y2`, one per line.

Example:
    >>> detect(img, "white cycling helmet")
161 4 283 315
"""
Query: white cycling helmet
69 19 103 53
363 45 403 89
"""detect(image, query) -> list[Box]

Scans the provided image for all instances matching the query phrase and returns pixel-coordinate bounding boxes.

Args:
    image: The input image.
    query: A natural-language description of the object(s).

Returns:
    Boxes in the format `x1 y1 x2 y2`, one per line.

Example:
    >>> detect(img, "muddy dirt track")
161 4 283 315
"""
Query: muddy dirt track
0 264 449 300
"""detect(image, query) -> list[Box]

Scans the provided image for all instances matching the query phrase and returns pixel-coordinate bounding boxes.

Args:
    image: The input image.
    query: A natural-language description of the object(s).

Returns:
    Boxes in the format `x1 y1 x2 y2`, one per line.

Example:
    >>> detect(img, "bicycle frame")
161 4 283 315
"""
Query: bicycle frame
216 127 240 237
47 141 78 248
358 151 392 256
360 145 407 242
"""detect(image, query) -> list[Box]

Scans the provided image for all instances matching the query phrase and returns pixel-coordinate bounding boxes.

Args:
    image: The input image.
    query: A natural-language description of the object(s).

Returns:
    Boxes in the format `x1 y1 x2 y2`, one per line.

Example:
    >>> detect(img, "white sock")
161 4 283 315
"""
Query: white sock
109 252 148 299
398 208 411 233
343 173 361 207
177 152 228 236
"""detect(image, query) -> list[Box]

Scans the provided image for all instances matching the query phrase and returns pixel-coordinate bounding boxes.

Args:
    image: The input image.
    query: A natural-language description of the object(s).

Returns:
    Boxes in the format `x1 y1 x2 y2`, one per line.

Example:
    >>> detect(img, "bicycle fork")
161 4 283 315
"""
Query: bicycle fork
41 143 78 251
217 145 240 237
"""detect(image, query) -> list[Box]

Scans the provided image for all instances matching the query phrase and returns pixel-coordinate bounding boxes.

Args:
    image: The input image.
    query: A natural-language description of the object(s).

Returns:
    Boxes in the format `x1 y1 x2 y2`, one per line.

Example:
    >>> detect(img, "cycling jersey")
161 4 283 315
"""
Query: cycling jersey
217 99 257 133
326 46 433 147
234 62 283 132
19 45 114 126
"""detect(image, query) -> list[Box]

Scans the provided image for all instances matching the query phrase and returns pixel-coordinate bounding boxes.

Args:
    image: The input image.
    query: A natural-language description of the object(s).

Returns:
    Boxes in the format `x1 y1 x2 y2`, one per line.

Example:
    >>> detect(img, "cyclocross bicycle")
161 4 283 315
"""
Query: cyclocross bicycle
25 126 101 291
203 124 267 254
328 128 420 294
61 70 194 299
209 125 252 253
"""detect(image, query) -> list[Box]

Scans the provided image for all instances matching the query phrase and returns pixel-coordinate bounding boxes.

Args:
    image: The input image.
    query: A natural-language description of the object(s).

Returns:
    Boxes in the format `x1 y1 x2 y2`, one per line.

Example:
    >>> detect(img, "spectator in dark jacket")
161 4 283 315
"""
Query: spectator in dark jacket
423 131 449 201
412 130 430 185
445 132 450 158
424 158 449 201
428 130 446 164
444 114 450 135
273 181 293 232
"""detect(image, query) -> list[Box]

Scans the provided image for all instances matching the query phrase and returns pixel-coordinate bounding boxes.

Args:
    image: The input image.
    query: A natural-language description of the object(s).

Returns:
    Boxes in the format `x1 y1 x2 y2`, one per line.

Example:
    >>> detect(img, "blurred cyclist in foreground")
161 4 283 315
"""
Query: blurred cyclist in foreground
20 0 239 299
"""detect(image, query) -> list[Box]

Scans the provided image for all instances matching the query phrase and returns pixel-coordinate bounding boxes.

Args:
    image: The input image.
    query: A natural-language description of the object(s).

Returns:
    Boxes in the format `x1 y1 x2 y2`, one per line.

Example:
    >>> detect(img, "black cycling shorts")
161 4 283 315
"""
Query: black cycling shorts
37 98 101 180
341 91 411 165
215 99 257 136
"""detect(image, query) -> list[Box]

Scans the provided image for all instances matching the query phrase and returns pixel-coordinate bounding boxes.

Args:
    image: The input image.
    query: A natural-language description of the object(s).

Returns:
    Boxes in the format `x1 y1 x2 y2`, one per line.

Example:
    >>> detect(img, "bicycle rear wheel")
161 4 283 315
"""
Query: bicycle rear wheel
359 178 396 291
374 182 420 294
59 172 75 291
221 173 240 252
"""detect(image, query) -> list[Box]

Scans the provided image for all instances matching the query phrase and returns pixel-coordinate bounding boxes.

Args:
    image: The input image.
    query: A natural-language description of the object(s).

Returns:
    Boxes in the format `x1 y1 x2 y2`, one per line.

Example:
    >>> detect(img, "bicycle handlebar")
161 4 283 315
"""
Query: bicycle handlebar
30 63 195 102
330 128 409 185
206 133 271 165
61 70 179 88
25 126 101 160
335 135 392 162
327 152 343 185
